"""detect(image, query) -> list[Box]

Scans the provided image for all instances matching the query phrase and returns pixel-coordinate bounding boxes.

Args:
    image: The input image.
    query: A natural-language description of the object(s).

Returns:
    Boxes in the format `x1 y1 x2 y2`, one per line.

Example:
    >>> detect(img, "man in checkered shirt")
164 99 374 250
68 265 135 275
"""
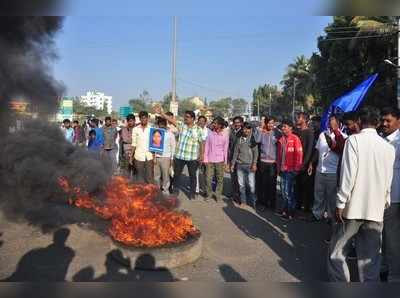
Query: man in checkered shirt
154 105 205 200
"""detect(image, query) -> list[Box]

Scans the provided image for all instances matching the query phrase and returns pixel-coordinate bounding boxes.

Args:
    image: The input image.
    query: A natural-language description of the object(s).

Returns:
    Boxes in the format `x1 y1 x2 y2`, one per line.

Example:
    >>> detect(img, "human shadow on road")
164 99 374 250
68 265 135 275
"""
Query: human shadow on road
222 199 328 281
3 228 75 281
0 232 3 248
219 264 246 282
73 250 176 282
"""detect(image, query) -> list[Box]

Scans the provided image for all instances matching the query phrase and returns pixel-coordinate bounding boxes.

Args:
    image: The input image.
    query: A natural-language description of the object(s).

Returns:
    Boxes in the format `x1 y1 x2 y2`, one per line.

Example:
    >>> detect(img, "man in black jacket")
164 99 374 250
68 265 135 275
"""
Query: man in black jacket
294 112 315 212
228 116 244 203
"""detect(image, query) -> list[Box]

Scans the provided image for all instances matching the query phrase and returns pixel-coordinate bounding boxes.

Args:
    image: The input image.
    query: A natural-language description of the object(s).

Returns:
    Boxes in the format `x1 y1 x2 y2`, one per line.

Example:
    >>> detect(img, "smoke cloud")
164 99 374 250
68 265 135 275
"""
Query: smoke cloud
0 16 65 130
0 16 113 229
0 120 112 226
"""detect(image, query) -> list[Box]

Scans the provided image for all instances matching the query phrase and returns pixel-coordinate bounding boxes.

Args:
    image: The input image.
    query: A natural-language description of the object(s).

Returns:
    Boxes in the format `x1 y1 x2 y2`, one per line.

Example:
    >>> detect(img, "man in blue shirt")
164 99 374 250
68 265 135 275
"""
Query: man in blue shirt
89 118 104 151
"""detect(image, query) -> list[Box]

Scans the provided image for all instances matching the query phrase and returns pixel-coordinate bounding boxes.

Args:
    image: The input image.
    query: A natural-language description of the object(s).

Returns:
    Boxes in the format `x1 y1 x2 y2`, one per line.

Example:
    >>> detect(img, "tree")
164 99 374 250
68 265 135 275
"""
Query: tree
311 16 397 109
281 55 318 113
252 84 288 118
73 98 110 120
178 98 197 116
209 97 232 118
128 99 149 113
231 98 248 116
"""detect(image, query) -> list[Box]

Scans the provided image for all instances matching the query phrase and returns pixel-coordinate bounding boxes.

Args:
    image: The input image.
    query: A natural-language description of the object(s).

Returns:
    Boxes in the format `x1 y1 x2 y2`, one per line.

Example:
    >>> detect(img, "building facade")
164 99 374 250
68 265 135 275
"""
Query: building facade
80 91 112 114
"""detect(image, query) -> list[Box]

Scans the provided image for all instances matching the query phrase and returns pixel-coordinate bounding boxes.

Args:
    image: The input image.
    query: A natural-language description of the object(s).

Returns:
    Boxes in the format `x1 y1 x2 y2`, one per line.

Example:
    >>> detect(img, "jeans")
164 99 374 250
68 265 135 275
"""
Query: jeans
328 219 383 282
280 171 296 213
135 160 154 184
256 162 277 209
382 203 400 282
312 172 338 220
173 158 199 196
154 157 171 192
237 164 256 205
206 162 225 198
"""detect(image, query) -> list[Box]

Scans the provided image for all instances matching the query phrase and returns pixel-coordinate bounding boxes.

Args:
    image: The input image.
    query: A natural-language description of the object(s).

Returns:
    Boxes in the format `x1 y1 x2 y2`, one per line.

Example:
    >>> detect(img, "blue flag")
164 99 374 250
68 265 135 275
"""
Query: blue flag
320 73 378 131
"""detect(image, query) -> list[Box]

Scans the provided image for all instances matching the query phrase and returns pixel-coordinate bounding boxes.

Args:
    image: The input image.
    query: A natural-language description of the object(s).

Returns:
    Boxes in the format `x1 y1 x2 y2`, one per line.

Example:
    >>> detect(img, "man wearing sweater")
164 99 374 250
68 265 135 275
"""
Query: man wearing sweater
231 122 259 208
328 107 395 282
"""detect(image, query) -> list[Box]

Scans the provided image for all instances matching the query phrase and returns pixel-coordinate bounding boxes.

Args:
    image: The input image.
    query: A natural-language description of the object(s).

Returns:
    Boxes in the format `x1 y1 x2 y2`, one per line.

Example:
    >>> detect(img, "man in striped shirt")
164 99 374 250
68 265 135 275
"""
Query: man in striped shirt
154 105 205 200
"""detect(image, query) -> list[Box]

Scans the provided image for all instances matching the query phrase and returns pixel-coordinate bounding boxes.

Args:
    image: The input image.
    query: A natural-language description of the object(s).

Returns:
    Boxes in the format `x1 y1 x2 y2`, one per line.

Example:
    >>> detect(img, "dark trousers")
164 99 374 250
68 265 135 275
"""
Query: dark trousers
135 160 154 184
382 203 400 281
230 166 240 199
256 162 277 209
173 158 199 196
295 171 314 211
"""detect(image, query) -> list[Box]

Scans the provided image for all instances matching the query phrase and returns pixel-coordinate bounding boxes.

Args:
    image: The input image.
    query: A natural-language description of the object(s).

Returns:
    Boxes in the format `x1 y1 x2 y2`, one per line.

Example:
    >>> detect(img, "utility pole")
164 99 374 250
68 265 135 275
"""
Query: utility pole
269 91 272 116
257 95 260 121
292 78 297 122
170 16 178 115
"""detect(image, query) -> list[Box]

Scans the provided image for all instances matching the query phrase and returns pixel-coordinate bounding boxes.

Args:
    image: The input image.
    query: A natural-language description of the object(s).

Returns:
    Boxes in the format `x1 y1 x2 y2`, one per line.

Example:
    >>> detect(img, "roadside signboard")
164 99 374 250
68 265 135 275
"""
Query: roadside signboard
119 106 133 118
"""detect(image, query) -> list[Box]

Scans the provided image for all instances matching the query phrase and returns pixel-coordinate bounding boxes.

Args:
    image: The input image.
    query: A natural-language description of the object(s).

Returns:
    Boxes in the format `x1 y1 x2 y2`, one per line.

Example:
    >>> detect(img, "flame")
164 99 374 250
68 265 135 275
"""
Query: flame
58 176 200 247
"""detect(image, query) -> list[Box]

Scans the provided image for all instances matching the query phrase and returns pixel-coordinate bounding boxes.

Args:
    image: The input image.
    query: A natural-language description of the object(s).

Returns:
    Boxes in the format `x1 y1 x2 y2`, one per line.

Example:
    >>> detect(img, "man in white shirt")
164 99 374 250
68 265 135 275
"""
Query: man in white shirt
154 117 176 195
328 107 395 282
380 107 400 282
130 111 154 184
196 115 208 195
311 115 347 222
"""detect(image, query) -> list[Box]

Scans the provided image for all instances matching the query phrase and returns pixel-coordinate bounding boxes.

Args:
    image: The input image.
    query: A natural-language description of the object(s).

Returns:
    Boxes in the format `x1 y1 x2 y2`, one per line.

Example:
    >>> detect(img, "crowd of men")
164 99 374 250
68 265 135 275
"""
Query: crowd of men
61 104 400 283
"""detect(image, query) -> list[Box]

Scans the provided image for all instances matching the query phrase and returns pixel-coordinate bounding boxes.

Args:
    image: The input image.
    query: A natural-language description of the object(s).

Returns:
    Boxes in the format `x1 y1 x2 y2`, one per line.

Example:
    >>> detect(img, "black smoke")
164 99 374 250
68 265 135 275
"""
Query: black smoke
0 121 112 227
0 0 65 16
0 16 113 229
0 16 65 128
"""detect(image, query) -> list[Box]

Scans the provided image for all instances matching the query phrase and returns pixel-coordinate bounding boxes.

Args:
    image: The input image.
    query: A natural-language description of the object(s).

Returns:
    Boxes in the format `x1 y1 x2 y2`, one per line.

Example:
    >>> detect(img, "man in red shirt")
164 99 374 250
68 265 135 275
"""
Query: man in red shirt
277 119 303 219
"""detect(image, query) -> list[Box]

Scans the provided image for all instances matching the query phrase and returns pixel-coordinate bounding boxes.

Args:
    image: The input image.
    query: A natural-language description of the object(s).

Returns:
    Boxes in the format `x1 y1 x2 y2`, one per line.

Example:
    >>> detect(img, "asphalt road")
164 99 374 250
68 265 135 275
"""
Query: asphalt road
0 175 331 282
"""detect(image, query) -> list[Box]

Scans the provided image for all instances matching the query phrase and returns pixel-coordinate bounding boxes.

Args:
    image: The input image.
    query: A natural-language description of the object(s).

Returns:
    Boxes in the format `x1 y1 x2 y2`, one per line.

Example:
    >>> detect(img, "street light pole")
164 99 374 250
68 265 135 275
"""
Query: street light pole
269 91 272 116
172 16 177 104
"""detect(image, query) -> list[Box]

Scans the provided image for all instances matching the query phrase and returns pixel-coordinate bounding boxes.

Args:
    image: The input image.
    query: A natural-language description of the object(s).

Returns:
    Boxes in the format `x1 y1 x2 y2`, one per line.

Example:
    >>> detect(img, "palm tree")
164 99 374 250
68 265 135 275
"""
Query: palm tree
281 55 316 110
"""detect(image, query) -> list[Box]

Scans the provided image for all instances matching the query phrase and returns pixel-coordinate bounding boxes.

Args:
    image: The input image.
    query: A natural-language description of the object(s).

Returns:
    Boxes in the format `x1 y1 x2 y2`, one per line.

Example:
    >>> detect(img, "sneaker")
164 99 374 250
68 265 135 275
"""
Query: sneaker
251 201 257 209
233 197 242 205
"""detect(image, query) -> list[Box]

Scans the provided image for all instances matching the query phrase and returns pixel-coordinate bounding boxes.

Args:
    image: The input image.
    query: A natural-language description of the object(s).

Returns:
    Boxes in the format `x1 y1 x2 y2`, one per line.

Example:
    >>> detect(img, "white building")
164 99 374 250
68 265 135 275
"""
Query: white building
80 91 113 114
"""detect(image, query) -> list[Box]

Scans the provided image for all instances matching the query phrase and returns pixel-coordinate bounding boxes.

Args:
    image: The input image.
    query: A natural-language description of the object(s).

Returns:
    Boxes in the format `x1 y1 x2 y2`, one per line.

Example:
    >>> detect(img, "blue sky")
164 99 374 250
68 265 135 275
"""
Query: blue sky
53 15 332 110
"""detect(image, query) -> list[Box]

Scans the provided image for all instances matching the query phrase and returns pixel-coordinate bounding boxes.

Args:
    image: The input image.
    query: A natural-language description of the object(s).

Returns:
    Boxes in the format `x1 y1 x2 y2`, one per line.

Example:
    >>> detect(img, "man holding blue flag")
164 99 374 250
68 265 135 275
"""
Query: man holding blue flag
321 74 379 132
